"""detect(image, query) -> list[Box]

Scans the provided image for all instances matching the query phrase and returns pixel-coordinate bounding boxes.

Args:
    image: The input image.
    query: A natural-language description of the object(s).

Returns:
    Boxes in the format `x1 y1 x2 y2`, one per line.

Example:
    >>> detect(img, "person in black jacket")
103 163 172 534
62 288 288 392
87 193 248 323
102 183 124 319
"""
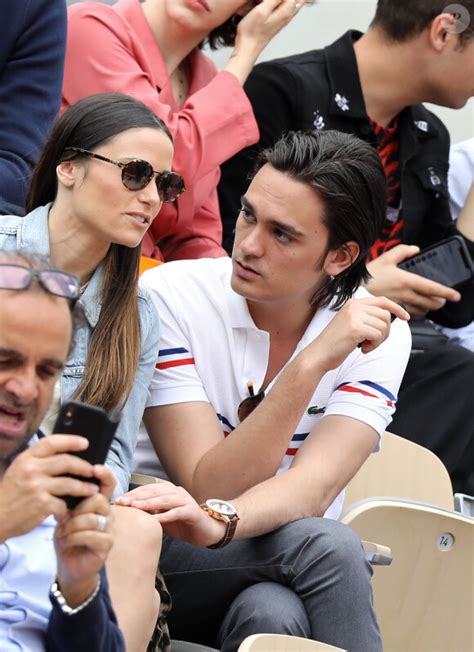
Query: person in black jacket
218 0 474 494
0 251 124 652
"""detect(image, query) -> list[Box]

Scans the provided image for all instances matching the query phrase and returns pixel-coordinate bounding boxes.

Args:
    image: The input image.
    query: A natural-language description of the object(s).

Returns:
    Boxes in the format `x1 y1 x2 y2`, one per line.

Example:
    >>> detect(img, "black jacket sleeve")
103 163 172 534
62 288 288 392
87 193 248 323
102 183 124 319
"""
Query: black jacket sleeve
46 569 125 652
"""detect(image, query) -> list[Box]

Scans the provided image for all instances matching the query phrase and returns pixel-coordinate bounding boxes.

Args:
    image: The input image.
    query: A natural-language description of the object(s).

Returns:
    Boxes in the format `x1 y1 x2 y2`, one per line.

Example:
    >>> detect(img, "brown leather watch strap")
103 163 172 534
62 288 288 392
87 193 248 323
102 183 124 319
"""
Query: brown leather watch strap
201 504 239 548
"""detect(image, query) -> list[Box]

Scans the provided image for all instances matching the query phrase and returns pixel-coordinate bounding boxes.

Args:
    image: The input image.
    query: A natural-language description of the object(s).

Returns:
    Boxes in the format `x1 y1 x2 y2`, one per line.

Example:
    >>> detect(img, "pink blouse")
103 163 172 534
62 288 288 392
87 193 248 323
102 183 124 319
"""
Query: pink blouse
62 0 259 261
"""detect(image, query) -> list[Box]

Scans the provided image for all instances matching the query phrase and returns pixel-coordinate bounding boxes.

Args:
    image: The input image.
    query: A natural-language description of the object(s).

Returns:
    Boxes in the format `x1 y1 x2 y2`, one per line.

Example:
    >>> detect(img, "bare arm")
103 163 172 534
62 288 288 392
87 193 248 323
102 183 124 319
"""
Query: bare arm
231 415 379 538
120 415 378 540
223 0 305 86
144 352 324 502
144 297 408 502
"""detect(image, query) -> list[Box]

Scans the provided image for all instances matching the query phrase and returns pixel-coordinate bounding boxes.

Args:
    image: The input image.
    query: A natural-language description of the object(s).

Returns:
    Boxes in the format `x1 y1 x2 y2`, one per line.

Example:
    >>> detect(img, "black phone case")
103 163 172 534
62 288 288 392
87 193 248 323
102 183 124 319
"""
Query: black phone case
397 235 473 288
53 400 119 509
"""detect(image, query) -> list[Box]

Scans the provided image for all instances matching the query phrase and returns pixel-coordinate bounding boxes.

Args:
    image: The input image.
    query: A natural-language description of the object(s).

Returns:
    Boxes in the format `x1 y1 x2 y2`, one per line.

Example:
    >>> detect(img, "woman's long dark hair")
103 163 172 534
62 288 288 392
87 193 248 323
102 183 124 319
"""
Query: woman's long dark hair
26 93 172 411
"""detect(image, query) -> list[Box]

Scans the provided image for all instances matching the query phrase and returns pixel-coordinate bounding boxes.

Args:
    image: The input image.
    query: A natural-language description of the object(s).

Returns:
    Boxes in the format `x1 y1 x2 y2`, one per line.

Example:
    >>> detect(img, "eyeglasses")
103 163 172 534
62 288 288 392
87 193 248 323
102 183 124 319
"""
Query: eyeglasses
64 147 186 203
0 264 80 301
237 382 265 422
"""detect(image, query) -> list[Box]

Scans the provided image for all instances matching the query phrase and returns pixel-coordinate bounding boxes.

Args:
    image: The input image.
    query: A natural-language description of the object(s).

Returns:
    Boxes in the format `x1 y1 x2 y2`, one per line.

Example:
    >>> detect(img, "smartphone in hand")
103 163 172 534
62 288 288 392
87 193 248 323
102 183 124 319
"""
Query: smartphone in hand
397 235 473 288
53 400 119 509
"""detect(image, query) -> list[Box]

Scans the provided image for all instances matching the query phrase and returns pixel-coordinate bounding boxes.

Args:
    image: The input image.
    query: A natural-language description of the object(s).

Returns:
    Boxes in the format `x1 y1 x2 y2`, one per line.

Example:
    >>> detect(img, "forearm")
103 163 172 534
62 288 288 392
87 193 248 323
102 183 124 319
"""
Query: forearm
192 354 325 501
223 42 262 87
233 468 325 539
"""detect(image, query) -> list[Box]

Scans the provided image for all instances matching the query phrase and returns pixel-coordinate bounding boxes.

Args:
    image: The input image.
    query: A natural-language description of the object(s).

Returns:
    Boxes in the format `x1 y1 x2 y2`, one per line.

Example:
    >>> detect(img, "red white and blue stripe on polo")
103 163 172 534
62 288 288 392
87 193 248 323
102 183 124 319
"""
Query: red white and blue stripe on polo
334 380 396 409
156 347 195 371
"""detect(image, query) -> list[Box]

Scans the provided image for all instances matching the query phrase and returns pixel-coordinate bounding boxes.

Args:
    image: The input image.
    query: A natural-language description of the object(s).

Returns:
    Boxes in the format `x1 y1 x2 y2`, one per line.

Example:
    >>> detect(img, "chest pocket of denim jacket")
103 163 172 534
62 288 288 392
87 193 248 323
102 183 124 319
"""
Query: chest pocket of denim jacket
413 165 449 200
63 364 85 381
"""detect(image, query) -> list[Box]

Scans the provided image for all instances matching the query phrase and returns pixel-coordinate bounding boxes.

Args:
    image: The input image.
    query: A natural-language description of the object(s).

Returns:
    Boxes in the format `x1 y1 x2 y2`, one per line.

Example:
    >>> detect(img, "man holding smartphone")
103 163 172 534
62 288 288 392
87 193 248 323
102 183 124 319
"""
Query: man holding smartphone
218 0 474 495
0 252 124 652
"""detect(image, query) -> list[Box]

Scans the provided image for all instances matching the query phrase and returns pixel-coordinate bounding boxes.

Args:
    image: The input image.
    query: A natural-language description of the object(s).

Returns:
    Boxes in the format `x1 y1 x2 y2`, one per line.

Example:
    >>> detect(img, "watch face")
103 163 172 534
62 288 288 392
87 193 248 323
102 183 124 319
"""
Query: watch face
206 499 237 516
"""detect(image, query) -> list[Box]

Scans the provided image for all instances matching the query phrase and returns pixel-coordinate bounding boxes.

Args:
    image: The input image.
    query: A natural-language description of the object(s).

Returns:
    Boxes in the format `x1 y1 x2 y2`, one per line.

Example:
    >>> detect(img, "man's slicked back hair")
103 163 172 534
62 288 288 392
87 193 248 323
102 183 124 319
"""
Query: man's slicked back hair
252 130 387 310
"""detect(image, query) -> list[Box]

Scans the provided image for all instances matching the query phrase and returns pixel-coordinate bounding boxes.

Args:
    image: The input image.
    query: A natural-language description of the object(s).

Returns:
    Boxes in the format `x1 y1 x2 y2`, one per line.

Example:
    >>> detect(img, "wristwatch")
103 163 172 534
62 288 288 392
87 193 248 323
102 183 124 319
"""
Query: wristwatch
200 499 239 549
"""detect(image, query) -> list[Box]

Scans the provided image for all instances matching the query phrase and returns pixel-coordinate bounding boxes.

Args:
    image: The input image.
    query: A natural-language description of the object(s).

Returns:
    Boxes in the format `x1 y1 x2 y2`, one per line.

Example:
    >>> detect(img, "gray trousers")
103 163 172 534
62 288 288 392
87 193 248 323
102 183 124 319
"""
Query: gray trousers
160 517 382 652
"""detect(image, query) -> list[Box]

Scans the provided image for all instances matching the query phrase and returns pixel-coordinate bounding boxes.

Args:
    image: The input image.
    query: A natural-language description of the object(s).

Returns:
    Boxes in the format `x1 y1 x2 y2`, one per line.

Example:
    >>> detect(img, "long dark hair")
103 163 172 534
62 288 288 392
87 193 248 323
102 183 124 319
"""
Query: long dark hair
26 93 172 411
253 130 387 310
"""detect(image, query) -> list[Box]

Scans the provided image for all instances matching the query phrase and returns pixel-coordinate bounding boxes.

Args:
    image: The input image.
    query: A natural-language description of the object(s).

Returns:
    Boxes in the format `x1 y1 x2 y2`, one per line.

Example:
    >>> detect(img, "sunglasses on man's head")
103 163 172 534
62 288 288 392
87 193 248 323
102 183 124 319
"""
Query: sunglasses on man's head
64 147 186 203
237 382 265 422
0 264 80 301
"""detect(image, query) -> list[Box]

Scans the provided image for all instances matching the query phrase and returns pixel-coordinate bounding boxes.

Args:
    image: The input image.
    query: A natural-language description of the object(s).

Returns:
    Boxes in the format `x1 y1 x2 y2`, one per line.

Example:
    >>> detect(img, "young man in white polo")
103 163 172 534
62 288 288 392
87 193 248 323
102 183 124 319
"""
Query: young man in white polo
124 130 411 651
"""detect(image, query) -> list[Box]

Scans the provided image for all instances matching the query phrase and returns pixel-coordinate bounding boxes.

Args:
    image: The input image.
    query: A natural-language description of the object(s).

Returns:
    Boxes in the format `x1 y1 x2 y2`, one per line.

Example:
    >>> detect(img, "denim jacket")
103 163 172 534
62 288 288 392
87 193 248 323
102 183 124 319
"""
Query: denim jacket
0 204 160 496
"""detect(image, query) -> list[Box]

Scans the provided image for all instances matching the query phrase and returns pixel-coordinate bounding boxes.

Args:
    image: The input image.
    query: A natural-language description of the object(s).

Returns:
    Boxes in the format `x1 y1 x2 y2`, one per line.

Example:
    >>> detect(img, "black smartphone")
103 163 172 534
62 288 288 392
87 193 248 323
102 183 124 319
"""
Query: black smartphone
397 235 473 288
53 400 119 509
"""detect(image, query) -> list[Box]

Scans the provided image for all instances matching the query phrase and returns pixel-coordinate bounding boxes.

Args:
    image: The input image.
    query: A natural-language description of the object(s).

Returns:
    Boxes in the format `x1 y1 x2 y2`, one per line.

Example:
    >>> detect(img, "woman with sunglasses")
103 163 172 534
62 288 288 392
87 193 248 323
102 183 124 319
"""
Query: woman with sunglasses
0 92 185 651
62 0 305 262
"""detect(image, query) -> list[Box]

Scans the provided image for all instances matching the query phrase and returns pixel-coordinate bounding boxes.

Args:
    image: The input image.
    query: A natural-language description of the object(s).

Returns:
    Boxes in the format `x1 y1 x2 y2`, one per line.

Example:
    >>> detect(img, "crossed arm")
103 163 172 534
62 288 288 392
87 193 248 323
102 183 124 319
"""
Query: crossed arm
140 407 378 539
118 297 410 541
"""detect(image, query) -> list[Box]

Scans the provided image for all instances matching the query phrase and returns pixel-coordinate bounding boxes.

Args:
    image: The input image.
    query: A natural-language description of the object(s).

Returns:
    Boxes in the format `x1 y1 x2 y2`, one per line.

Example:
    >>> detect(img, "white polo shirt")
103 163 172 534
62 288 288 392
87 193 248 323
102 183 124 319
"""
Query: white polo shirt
134 257 411 519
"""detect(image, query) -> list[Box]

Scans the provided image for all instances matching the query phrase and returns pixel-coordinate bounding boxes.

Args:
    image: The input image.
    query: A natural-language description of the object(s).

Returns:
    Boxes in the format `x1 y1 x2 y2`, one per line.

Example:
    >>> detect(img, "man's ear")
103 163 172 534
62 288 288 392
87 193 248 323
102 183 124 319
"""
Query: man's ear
323 241 360 277
56 160 78 188
430 13 460 51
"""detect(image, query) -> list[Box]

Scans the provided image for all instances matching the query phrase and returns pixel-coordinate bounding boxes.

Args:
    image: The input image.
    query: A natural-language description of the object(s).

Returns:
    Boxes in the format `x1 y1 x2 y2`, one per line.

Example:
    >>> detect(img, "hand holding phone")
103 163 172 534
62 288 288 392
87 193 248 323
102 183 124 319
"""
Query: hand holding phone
53 400 119 509
397 235 473 288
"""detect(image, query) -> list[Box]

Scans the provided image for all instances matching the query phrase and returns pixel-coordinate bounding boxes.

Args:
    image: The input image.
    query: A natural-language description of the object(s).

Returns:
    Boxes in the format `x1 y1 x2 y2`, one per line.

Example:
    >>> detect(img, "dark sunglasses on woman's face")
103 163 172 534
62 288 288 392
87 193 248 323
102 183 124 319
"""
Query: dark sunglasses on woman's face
0 264 80 301
64 147 186 203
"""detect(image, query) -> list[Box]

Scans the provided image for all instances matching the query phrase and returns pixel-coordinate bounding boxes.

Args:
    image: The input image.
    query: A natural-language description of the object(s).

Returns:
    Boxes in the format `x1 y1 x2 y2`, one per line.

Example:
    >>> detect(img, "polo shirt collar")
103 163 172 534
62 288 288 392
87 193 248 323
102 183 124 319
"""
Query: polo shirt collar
224 276 260 330
223 271 333 348
324 30 368 120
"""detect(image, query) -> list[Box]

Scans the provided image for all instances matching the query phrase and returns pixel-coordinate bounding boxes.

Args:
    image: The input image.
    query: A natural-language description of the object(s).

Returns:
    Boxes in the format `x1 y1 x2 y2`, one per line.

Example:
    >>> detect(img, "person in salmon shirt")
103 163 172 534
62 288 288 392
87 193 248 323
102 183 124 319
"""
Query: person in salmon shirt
62 0 305 262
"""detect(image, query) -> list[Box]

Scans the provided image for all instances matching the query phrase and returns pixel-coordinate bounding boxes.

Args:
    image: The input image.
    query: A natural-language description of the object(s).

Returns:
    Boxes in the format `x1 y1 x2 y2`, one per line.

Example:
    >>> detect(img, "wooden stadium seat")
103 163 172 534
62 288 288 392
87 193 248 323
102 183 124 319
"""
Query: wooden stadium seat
342 499 474 652
238 633 346 651
343 431 454 512
139 255 162 276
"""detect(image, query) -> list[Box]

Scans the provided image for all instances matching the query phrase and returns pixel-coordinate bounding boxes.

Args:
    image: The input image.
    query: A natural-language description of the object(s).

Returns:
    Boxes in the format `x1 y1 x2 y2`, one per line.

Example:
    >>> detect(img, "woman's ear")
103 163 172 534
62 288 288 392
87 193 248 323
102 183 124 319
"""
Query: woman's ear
323 241 360 277
56 160 78 188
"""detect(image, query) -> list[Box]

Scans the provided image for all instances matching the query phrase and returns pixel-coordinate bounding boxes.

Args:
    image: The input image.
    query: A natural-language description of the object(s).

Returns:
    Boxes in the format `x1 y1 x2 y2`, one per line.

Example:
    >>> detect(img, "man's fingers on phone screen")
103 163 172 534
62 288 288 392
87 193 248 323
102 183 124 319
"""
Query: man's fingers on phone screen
409 273 461 301
41 453 95 478
31 435 89 458
47 476 99 498
401 290 447 314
